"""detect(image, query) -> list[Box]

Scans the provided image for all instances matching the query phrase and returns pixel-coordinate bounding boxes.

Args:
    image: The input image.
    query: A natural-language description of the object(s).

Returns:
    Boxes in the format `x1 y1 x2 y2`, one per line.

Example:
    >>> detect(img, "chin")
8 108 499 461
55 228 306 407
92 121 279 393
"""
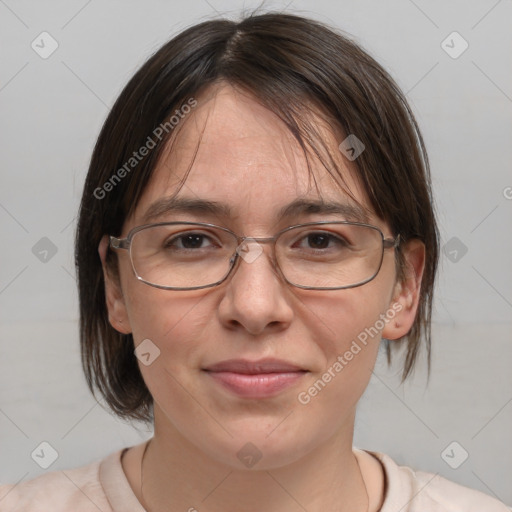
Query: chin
199 421 319 471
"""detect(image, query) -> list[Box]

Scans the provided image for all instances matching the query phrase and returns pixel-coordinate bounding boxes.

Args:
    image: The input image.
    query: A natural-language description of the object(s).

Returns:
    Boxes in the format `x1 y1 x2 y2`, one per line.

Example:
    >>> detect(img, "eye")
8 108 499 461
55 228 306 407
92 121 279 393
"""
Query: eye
164 232 217 250
294 231 349 251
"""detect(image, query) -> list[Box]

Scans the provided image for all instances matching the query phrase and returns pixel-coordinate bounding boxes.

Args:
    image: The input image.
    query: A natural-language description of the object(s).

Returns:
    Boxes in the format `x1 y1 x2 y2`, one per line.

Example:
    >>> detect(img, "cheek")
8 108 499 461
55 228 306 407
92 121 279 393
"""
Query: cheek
295 281 394 404
124 281 210 352
121 279 228 411
123 283 215 404
300 286 390 356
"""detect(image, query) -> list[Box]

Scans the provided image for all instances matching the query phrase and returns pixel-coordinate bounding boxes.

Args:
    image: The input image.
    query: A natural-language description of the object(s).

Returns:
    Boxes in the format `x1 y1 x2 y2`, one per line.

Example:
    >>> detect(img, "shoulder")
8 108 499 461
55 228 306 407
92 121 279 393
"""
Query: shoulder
0 452 115 511
369 451 511 512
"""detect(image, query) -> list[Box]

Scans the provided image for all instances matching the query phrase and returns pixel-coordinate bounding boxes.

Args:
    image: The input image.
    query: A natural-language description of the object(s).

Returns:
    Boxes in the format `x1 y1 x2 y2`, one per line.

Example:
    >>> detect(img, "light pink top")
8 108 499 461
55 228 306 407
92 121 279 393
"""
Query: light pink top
1 443 510 511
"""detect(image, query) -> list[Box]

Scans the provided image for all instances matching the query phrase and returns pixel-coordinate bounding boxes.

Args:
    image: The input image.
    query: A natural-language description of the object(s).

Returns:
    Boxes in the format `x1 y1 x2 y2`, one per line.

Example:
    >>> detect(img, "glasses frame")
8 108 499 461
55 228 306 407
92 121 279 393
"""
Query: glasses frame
109 221 400 291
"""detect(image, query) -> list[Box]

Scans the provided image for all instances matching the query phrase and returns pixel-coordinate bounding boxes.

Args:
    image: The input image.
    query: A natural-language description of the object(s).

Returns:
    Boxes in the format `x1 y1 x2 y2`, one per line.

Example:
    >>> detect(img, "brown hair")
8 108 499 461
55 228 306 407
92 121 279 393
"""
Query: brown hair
75 11 439 423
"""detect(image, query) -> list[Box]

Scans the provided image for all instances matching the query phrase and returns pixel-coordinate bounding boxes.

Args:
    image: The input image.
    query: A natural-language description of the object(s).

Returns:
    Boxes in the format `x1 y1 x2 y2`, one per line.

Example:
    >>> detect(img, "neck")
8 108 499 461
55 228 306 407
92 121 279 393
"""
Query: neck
138 407 369 512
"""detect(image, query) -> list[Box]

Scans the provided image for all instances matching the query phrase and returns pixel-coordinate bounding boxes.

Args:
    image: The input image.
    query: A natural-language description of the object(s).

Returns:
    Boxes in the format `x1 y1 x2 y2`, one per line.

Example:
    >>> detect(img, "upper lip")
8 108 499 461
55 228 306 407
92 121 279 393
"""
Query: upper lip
203 358 306 374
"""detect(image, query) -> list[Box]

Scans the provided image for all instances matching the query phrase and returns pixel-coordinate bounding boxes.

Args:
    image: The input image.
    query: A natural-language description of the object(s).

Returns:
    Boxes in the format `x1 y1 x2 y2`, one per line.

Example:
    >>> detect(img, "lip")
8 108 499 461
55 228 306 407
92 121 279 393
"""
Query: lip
204 358 305 374
203 358 308 398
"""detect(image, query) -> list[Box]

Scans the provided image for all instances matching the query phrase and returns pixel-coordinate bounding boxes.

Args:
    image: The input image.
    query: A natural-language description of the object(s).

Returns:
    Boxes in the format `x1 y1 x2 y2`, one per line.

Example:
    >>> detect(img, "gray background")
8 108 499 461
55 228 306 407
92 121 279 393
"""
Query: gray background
1 0 511 504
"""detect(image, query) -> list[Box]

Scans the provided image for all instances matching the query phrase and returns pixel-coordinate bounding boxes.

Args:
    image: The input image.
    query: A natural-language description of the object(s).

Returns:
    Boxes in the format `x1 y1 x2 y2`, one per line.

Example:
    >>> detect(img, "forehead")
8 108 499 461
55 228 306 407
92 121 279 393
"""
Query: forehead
129 83 373 230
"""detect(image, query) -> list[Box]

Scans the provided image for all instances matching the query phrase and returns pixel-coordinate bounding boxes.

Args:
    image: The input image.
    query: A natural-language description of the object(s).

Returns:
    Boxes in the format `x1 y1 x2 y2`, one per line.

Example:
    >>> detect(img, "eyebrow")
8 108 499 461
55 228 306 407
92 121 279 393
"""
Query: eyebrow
141 196 232 223
278 198 369 223
141 196 369 224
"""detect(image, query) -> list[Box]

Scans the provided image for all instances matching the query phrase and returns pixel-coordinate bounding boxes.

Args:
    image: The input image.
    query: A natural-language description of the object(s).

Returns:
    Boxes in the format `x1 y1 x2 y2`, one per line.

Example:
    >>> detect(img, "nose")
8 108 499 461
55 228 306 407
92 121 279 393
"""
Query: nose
217 241 294 336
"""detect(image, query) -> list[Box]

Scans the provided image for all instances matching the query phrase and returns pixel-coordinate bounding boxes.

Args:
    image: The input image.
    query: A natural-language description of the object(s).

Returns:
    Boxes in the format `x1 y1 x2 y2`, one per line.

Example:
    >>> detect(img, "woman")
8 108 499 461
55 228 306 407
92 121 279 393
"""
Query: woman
1 12 509 512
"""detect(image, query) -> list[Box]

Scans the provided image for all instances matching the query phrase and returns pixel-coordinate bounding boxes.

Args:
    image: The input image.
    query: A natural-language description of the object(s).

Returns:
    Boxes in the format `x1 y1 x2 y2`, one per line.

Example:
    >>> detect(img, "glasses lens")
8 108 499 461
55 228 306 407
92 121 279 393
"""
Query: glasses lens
130 224 236 289
277 223 384 289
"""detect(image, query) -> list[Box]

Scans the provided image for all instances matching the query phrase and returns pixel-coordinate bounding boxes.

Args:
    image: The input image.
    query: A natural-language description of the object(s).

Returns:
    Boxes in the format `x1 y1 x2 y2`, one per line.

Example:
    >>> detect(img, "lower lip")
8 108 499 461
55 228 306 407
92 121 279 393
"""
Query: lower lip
205 371 306 398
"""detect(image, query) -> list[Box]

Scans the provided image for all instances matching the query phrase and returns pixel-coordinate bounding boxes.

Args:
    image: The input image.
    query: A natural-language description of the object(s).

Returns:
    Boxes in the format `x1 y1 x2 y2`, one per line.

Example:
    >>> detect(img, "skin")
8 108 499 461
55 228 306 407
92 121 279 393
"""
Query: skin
99 82 425 512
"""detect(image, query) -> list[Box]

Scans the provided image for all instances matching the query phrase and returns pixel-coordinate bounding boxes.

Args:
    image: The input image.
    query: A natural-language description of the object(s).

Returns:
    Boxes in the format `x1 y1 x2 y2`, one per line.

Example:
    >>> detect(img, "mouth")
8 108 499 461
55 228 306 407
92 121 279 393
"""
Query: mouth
202 358 308 399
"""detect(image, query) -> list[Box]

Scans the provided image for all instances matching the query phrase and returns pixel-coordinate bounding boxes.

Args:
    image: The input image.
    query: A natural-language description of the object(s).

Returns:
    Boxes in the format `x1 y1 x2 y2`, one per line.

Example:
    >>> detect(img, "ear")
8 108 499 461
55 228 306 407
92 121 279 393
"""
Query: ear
98 235 132 335
382 239 425 341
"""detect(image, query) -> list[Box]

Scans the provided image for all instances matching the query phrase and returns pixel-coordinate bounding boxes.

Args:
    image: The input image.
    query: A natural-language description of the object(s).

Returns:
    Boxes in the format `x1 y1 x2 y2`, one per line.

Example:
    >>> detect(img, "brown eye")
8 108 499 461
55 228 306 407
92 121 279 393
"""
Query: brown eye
294 231 348 251
165 233 212 250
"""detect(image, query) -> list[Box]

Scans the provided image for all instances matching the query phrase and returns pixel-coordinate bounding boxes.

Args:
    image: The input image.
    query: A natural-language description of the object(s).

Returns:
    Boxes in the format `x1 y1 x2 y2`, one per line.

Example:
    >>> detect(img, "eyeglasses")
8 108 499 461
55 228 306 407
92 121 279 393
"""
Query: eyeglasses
109 221 400 291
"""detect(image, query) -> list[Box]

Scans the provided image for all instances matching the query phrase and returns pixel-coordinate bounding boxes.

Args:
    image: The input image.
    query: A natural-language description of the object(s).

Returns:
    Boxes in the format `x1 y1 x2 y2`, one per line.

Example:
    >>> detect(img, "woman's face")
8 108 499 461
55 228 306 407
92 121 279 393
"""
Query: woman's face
103 83 421 469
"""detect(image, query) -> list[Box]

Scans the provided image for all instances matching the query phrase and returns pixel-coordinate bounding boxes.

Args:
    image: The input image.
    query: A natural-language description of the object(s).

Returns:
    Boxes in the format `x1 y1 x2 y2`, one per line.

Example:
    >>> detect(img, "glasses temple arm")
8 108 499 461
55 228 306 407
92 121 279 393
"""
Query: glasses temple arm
383 234 400 249
109 236 130 250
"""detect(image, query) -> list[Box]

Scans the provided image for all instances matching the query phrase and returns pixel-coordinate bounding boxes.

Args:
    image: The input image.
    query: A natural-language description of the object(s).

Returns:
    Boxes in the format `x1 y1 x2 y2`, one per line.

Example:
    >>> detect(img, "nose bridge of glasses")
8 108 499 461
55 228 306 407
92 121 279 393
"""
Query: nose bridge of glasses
234 235 279 267
237 235 277 248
